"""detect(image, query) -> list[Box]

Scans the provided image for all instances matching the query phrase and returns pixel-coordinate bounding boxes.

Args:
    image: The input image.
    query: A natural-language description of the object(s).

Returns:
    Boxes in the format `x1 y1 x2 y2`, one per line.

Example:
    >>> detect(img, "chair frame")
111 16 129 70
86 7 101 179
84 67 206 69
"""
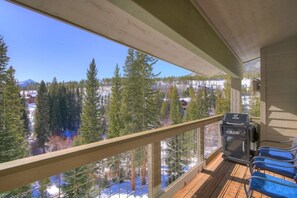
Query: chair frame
244 175 297 198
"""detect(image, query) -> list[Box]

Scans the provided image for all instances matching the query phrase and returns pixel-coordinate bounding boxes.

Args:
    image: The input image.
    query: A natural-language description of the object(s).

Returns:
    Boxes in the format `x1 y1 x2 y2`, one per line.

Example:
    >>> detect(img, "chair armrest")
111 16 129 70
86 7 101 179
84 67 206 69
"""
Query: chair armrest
251 156 297 163
252 161 297 168
244 175 297 197
261 138 293 144
258 146 291 151
250 175 297 188
259 138 294 150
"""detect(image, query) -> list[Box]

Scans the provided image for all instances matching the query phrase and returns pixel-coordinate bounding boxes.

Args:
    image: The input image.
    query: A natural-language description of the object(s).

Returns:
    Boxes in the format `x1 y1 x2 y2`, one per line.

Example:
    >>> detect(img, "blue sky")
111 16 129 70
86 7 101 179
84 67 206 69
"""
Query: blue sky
0 1 191 83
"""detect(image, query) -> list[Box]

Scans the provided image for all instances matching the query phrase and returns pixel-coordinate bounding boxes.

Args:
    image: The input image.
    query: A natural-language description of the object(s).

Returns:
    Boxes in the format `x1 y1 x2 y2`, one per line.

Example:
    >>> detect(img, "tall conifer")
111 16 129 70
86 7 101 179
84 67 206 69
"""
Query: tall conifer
1 67 30 198
63 59 101 196
79 59 102 143
215 78 231 114
20 95 30 137
107 65 122 138
169 87 183 124
49 77 62 135
59 83 68 132
1 66 27 162
186 87 199 121
34 80 50 153
0 38 30 196
121 49 159 189
0 36 9 142
166 86 186 185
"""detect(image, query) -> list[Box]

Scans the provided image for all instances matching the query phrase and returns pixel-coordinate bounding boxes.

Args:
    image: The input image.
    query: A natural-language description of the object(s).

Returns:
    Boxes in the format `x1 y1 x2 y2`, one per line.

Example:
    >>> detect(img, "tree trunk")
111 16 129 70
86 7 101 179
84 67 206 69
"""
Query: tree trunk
131 151 136 191
115 156 120 180
141 148 146 185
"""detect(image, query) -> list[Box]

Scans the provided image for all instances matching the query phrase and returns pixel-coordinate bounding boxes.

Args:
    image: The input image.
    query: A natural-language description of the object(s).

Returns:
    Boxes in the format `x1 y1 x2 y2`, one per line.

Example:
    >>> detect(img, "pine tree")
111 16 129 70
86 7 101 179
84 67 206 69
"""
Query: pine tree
34 80 50 153
39 178 50 198
0 67 30 197
166 86 174 101
0 36 9 144
107 65 123 138
210 85 216 113
74 87 82 130
63 59 102 196
169 86 183 124
65 85 76 131
79 59 103 143
200 86 209 118
0 66 27 162
160 100 169 119
121 49 160 133
166 86 185 185
49 77 62 135
59 83 68 132
20 95 30 137
62 166 90 197
0 38 31 197
121 49 159 189
186 86 199 121
242 85 249 113
62 137 91 197
215 78 231 114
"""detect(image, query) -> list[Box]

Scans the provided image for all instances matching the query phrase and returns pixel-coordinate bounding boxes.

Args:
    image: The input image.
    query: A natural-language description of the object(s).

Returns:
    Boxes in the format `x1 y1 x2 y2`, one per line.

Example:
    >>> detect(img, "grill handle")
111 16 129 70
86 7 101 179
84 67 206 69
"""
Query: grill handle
225 122 245 126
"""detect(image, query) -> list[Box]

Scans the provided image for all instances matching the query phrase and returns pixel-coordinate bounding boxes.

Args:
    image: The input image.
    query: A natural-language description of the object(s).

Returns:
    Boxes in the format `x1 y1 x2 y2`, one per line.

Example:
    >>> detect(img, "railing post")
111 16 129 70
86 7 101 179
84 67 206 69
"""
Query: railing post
148 142 161 198
217 122 222 147
231 77 242 113
199 126 205 162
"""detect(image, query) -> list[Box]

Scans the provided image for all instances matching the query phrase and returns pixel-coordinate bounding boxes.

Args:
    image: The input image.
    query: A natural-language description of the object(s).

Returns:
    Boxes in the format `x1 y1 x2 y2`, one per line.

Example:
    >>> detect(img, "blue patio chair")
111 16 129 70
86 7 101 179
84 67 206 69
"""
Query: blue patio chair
245 171 297 198
251 156 297 179
258 137 297 160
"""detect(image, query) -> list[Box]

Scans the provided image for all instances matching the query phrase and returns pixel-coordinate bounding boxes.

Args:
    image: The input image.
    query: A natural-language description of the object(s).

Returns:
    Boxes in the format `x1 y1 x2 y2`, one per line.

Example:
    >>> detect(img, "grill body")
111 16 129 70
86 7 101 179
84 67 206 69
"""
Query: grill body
220 113 257 164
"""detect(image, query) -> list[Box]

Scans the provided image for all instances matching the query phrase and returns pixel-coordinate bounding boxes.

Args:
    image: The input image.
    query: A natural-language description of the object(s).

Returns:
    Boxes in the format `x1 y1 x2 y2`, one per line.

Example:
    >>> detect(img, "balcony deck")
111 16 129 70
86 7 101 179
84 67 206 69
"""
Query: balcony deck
174 153 294 198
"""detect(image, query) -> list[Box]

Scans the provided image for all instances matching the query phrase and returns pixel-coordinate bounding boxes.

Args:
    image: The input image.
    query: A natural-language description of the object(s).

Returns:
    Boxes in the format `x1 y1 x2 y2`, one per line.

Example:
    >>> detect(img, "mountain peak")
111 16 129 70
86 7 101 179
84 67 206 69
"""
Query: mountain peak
19 79 36 88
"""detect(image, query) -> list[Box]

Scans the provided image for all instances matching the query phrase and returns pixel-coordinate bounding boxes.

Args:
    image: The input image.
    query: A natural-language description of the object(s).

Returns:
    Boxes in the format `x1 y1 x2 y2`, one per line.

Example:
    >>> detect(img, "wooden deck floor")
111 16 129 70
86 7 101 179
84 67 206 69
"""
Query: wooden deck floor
174 153 294 198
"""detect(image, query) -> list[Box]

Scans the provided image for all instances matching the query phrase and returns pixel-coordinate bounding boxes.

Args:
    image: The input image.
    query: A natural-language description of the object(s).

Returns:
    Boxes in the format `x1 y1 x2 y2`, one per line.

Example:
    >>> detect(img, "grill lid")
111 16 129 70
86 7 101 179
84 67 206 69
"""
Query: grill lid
223 113 250 126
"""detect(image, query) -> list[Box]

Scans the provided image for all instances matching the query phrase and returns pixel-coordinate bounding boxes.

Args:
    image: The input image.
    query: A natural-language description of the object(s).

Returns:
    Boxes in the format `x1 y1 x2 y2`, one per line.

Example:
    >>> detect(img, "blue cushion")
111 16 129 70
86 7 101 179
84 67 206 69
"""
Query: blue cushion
259 149 294 160
254 157 296 179
250 172 297 197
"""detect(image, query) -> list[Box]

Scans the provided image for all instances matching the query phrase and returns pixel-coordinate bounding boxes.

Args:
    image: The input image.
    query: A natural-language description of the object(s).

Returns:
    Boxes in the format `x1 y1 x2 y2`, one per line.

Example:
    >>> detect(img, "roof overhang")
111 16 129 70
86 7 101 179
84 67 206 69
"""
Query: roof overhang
194 0 297 63
9 0 243 78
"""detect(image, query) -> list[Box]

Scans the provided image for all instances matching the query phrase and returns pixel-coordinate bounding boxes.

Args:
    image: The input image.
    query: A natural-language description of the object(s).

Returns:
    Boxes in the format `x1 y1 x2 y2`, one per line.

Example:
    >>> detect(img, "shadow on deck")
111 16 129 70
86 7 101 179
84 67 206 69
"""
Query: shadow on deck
174 153 291 198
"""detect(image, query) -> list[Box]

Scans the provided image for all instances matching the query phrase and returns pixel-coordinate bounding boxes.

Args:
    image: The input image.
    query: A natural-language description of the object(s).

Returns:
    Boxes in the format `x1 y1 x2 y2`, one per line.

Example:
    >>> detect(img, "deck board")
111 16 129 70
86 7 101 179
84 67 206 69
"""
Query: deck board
173 153 294 198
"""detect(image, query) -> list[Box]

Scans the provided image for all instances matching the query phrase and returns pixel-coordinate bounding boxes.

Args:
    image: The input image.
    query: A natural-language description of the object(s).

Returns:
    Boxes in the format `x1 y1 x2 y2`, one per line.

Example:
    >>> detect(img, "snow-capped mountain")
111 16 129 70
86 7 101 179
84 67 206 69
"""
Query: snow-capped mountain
19 79 36 88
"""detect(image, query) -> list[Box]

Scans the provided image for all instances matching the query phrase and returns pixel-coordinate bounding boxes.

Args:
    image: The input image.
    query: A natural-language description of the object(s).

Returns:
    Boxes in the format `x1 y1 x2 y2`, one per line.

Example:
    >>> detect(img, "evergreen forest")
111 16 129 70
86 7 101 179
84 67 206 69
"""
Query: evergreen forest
0 36 260 197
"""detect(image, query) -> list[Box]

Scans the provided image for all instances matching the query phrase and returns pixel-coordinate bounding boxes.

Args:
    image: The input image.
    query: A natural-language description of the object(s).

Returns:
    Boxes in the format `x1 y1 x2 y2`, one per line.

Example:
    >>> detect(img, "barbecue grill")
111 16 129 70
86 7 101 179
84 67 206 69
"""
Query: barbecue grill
220 113 258 164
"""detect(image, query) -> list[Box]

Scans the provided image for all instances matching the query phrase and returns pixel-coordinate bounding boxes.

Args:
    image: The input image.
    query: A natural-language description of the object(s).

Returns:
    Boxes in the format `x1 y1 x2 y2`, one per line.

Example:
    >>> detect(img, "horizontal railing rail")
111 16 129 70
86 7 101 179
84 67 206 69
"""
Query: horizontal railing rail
251 117 260 124
0 114 223 196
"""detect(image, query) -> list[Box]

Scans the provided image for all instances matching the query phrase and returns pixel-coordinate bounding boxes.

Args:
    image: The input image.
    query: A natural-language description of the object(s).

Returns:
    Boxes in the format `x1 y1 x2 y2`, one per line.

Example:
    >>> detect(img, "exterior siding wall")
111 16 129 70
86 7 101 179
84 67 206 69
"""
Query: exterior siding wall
260 35 297 142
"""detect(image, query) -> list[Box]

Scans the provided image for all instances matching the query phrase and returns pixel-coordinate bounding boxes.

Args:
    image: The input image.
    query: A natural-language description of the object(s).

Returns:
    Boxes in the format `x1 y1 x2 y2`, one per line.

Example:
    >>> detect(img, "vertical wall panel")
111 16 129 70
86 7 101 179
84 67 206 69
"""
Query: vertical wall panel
261 35 297 142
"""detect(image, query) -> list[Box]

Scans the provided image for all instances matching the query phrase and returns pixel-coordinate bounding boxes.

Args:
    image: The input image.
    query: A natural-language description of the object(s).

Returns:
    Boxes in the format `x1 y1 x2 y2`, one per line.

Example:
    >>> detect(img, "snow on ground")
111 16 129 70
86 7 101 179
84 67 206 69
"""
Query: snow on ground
29 163 200 198
27 103 36 141
47 185 59 196
27 103 36 121
101 177 148 198
242 78 251 88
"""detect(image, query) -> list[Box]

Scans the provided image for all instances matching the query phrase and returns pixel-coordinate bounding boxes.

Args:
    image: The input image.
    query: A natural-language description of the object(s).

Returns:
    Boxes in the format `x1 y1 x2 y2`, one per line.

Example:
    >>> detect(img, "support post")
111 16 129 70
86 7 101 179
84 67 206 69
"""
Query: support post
148 142 161 198
231 77 242 113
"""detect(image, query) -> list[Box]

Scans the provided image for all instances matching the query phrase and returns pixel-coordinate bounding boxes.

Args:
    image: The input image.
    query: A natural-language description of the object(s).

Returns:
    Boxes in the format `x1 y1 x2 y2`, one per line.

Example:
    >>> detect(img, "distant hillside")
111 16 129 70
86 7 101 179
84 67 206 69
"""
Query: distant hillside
19 79 37 88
